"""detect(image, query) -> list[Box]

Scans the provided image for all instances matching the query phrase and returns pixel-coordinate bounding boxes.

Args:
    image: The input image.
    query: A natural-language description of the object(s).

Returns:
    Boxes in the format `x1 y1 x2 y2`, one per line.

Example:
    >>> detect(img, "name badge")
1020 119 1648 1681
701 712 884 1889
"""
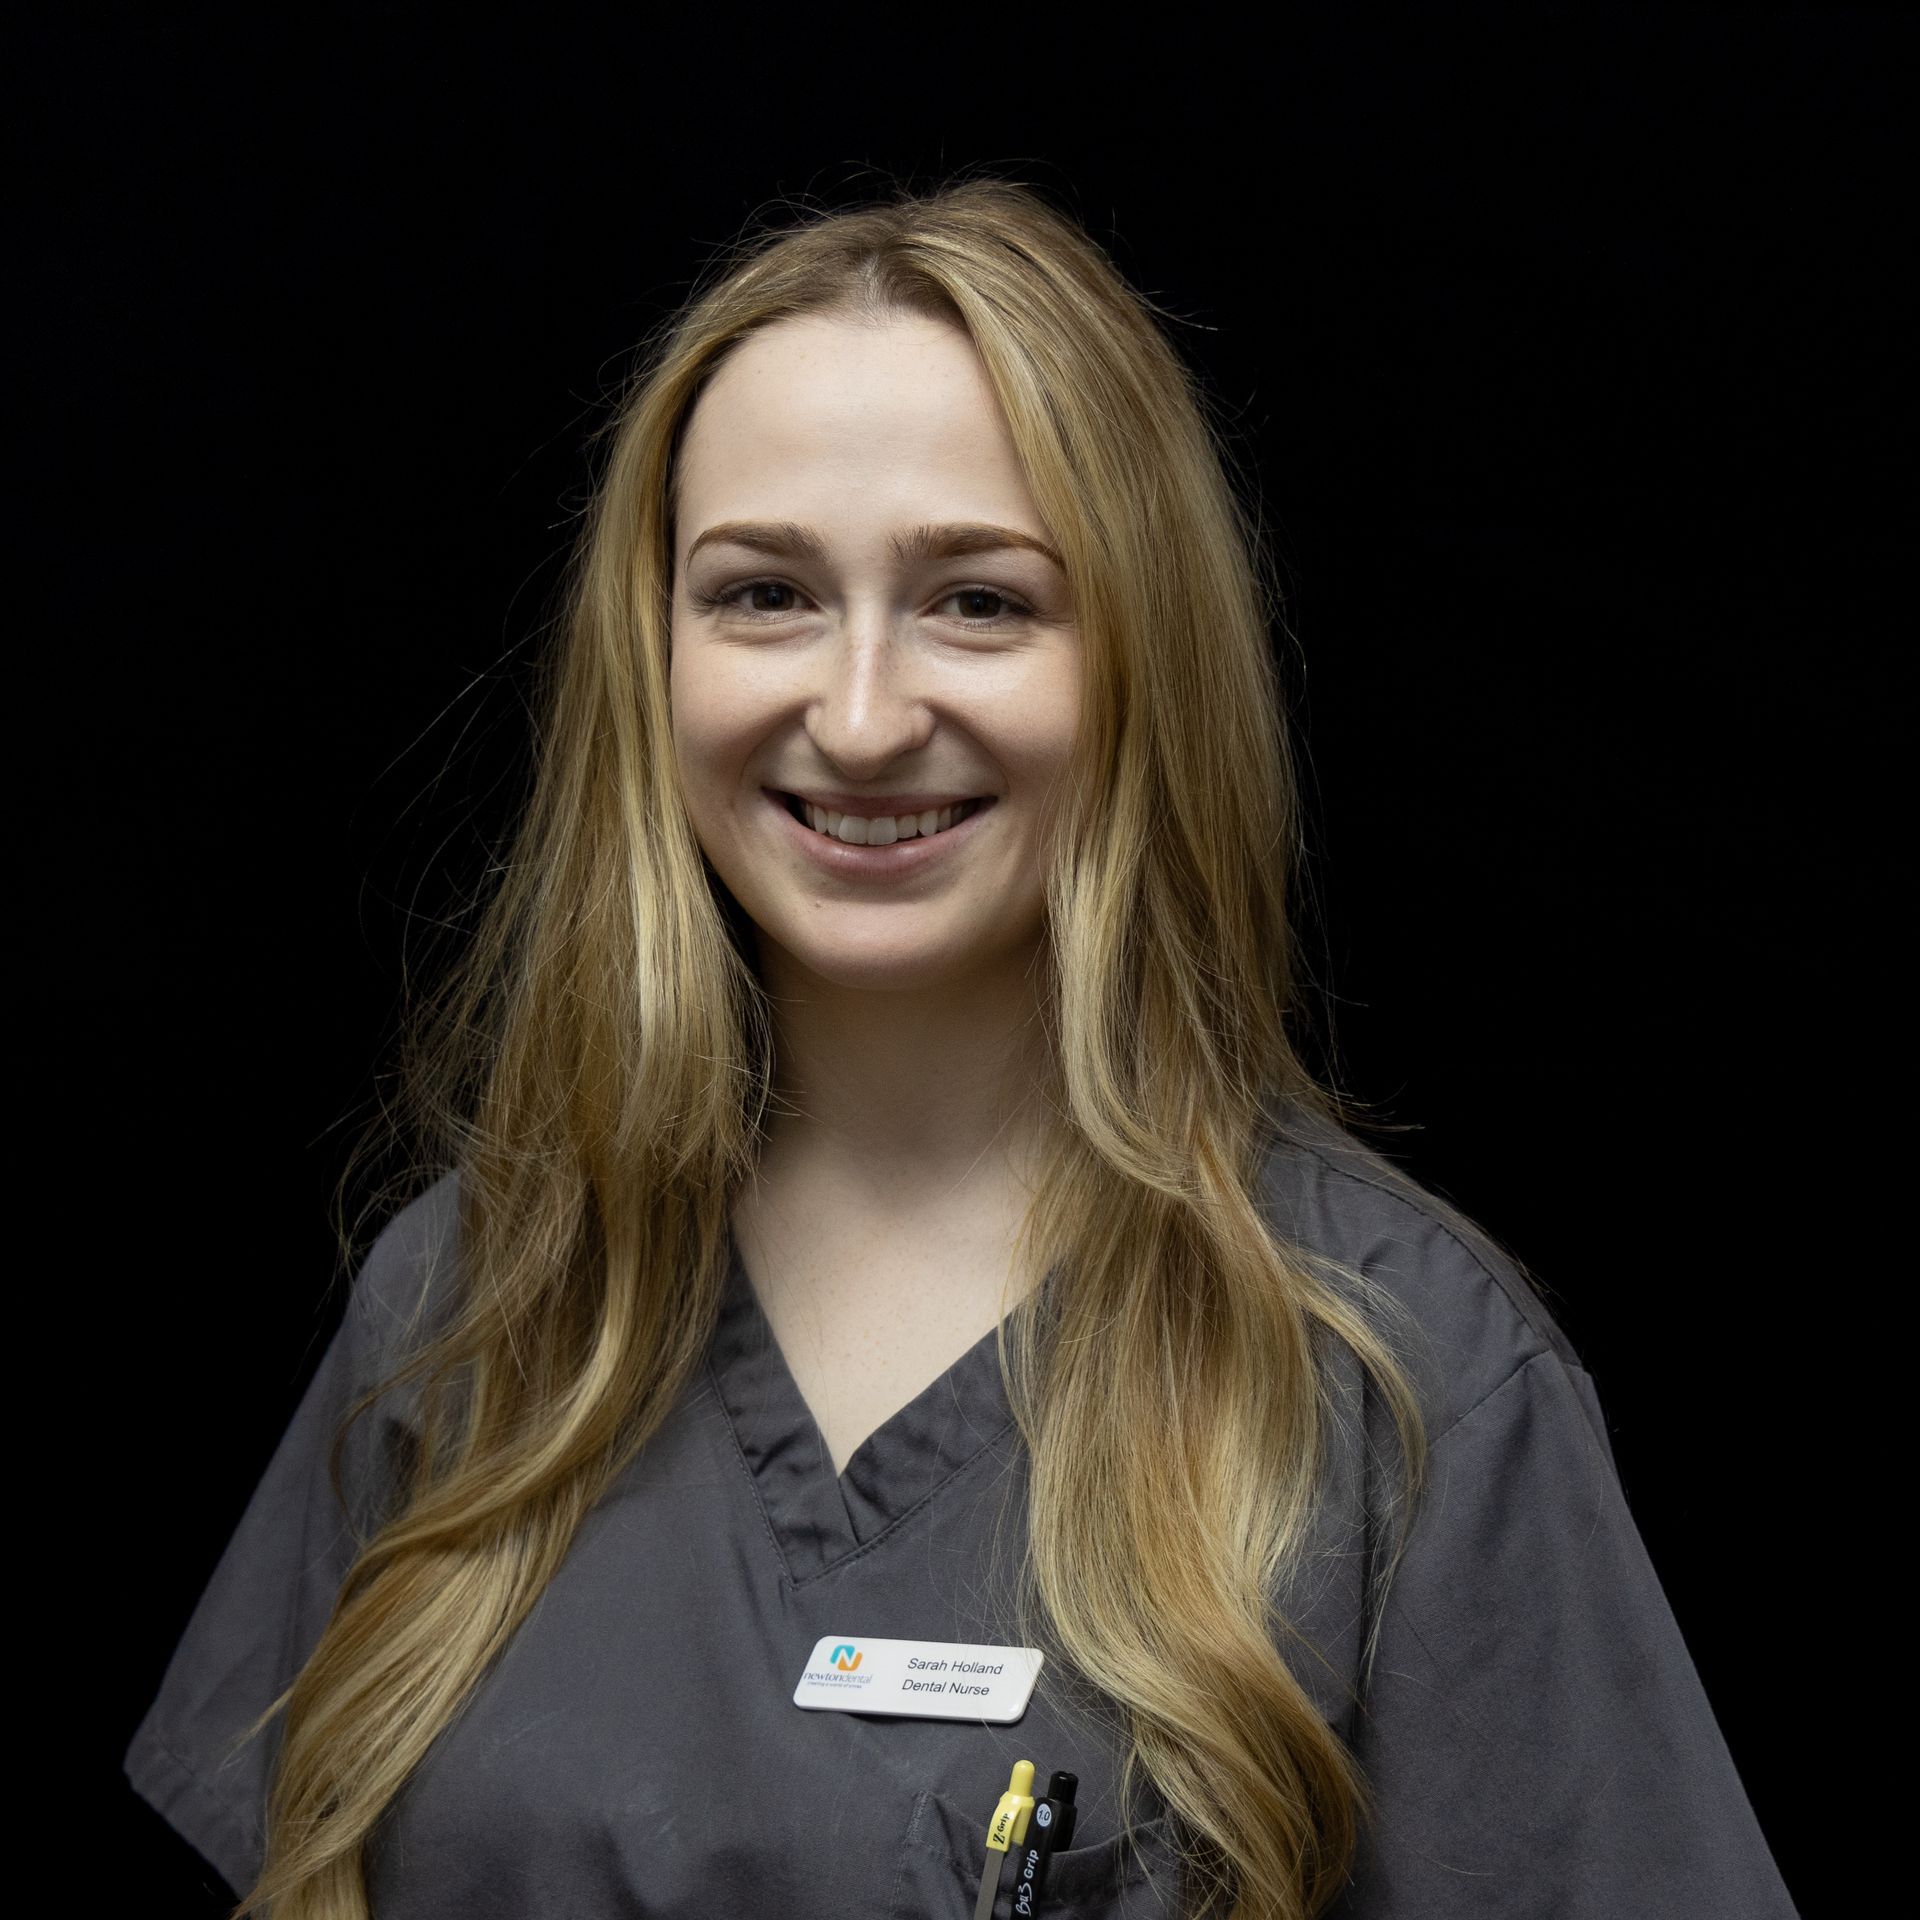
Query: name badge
792 1634 1044 1723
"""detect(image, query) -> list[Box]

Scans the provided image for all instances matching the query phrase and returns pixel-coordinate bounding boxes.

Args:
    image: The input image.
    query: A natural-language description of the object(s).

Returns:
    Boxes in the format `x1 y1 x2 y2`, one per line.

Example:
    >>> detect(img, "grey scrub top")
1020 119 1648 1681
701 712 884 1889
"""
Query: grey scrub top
125 1103 1800 1918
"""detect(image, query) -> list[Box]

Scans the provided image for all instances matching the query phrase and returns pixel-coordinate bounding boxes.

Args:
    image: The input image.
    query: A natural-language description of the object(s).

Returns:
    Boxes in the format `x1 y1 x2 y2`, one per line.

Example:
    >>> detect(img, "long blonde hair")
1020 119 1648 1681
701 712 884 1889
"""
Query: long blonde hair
235 171 1467 1919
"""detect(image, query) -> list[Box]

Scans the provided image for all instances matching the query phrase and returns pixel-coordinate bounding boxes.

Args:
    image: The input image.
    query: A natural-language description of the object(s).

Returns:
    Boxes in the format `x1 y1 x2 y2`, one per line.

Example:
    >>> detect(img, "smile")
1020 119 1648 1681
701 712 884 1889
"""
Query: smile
764 788 995 877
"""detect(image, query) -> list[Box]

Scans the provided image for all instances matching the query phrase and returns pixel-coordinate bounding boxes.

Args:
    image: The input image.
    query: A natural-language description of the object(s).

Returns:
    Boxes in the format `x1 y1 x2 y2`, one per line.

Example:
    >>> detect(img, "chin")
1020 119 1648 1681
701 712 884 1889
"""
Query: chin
766 932 987 996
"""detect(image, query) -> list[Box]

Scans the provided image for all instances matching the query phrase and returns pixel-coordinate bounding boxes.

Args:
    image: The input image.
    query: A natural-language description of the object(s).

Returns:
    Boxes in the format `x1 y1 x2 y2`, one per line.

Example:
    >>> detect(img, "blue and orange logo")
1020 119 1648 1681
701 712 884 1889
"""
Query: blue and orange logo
830 1643 863 1671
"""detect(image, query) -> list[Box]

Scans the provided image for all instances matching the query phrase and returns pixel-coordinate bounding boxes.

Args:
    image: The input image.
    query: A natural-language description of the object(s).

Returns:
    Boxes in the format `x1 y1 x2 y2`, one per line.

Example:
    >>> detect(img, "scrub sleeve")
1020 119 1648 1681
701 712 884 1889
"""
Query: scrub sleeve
123 1194 442 1899
1326 1347 1798 1917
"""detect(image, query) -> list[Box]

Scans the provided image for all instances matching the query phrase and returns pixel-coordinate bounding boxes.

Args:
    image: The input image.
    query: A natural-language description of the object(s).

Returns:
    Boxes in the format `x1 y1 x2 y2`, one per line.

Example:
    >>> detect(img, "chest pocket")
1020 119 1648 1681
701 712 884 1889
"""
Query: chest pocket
888 1786 1182 1919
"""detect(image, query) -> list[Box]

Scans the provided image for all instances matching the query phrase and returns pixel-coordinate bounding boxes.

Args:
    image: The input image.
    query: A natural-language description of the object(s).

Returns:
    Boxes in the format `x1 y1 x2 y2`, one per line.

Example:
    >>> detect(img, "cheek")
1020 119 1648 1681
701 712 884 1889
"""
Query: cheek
670 654 755 782
667 679 746 864
998 666 1081 865
996 660 1082 785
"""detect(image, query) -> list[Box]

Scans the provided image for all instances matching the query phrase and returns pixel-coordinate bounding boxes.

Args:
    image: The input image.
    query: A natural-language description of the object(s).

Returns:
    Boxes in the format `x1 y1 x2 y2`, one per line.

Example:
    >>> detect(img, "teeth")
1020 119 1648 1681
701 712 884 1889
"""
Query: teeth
801 800 972 844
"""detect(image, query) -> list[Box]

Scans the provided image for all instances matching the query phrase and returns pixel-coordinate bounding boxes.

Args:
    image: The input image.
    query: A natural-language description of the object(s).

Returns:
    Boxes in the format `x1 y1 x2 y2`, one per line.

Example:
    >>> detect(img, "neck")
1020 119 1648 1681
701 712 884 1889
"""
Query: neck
749 932 1056 1201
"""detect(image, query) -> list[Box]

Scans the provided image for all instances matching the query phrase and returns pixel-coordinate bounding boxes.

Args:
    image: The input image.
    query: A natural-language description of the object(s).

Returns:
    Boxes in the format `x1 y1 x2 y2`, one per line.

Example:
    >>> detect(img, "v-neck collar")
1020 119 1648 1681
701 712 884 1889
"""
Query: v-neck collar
707 1231 1020 1584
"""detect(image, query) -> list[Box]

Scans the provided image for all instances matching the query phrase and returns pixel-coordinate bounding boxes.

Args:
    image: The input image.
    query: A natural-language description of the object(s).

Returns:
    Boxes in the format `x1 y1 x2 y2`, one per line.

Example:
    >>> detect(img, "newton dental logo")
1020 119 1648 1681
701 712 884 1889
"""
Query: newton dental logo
809 1641 872 1688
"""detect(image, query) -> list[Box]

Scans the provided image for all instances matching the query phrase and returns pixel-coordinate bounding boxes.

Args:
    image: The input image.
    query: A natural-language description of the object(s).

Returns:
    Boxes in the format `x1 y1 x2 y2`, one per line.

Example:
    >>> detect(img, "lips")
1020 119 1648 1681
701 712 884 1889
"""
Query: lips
764 786 995 873
780 790 988 817
779 793 985 839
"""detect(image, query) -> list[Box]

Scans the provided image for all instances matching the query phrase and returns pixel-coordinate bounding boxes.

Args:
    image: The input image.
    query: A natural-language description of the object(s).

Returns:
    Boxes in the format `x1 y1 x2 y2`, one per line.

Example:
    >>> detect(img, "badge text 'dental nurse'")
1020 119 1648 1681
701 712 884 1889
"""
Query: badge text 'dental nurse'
792 1634 1043 1723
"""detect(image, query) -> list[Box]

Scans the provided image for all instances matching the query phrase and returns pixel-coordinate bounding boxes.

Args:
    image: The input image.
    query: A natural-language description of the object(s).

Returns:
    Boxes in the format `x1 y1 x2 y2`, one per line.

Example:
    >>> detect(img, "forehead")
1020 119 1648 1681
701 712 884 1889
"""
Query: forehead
702 311 990 416
675 314 1032 524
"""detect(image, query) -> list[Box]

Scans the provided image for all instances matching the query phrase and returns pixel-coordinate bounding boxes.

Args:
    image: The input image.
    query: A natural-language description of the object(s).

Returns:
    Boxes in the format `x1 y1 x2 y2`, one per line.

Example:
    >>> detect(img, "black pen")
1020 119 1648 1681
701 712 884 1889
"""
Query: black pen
1008 1770 1077 1917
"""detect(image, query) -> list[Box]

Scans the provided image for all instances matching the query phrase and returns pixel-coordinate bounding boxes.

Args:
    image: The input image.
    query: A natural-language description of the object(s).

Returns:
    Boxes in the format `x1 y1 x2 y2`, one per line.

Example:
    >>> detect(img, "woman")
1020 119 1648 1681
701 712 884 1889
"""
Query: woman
125 177 1797 1920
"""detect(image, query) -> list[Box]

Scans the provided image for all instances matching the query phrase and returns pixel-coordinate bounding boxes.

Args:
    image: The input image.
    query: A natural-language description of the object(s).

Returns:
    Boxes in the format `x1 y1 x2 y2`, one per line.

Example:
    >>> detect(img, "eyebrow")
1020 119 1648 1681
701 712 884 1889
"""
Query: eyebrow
685 520 1064 573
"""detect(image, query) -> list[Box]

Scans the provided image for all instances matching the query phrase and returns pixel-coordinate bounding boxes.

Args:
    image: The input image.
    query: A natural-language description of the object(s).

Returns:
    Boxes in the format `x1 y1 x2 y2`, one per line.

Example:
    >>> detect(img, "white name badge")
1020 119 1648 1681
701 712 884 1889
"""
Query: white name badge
793 1634 1044 1723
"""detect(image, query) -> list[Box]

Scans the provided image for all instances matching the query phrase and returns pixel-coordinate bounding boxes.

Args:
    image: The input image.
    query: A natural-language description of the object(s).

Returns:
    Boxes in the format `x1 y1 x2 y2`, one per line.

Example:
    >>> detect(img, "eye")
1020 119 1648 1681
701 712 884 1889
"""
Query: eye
687 578 1035 630
941 586 1030 626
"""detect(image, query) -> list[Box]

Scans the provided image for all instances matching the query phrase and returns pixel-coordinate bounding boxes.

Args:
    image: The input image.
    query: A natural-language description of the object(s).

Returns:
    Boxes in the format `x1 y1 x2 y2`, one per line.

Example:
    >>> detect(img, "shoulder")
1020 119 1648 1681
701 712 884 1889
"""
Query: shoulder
344 1168 465 1372
1255 1094 1584 1440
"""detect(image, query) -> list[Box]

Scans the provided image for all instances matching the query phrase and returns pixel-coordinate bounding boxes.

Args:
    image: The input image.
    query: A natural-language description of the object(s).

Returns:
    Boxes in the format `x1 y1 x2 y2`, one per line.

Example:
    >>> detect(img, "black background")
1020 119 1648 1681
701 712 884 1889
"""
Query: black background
24 8 1904 1914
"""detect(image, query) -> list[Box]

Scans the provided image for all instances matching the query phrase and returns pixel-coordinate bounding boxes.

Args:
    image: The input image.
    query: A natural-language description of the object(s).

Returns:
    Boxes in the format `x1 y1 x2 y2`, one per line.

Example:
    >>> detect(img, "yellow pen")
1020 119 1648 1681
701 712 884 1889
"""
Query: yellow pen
973 1760 1036 1920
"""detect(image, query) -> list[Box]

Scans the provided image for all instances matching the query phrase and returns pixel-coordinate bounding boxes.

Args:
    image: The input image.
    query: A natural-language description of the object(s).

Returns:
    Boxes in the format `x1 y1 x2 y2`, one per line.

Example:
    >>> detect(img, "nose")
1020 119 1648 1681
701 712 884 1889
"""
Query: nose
803 610 935 776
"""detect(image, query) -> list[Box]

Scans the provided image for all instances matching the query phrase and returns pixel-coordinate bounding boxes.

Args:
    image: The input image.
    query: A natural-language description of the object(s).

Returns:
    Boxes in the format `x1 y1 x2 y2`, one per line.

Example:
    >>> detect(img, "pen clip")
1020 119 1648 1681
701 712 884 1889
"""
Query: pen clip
985 1758 1036 1852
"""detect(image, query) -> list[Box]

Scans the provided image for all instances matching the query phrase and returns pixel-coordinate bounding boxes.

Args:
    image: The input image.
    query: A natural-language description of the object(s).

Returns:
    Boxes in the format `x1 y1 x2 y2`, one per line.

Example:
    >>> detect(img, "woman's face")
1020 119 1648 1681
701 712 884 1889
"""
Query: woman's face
669 311 1082 997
